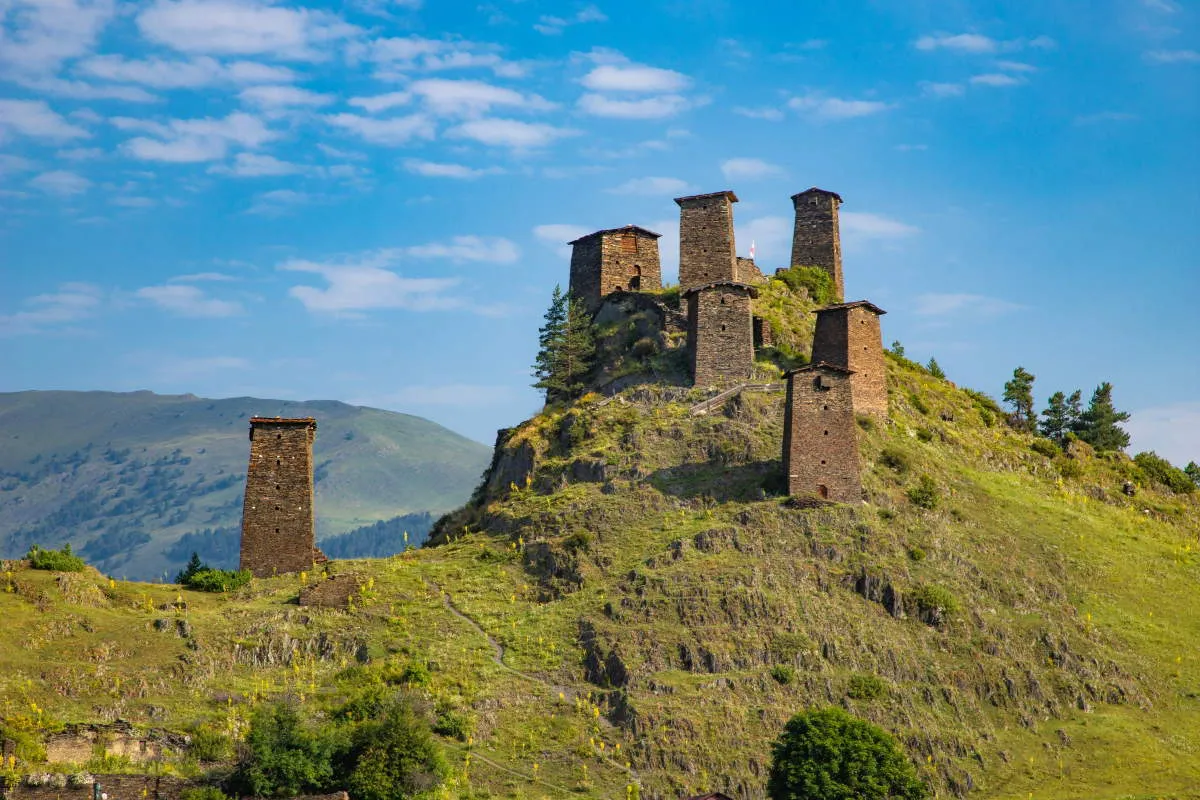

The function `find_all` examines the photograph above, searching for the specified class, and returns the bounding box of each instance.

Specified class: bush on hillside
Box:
[767,707,927,800]
[878,447,911,474]
[1133,452,1195,494]
[177,551,251,593]
[233,702,339,798]
[180,788,230,800]
[26,544,86,572]
[345,694,447,800]
[912,584,959,619]
[771,665,796,685]
[906,475,939,509]
[777,265,838,305]
[1030,438,1060,458]
[846,673,887,701]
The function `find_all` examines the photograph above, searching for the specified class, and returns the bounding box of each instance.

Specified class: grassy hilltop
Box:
[0,391,492,580]
[1,281,1198,800]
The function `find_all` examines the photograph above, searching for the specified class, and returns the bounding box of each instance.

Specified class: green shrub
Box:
[432,709,472,741]
[767,707,928,800]
[908,392,929,416]
[769,632,812,663]
[345,695,447,800]
[233,702,337,798]
[181,788,231,800]
[1031,438,1060,458]
[189,726,233,762]
[912,584,959,617]
[1055,457,1083,480]
[915,427,934,443]
[770,665,796,685]
[907,546,926,562]
[906,475,939,509]
[777,265,837,305]
[631,337,658,357]
[878,447,911,474]
[398,662,432,687]
[26,544,85,572]
[183,568,252,593]
[846,673,886,701]
[1133,452,1196,494]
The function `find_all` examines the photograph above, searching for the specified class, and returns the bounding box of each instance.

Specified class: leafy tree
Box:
[889,341,905,358]
[1074,382,1130,452]
[234,702,336,798]
[532,285,595,403]
[767,707,927,800]
[345,694,447,800]
[925,358,945,380]
[1039,390,1083,445]
[1003,367,1037,432]
[1133,452,1195,494]
[1186,462,1200,487]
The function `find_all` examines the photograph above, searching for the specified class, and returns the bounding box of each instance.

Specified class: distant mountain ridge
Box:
[0,390,491,580]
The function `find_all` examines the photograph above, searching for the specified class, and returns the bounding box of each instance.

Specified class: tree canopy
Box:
[1074,382,1130,452]
[532,285,596,404]
[1003,366,1037,432]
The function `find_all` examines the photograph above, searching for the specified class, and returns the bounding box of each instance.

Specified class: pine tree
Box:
[889,341,906,358]
[1039,390,1082,445]
[1185,462,1200,487]
[1003,366,1037,432]
[532,286,595,404]
[1074,382,1131,452]
[176,551,204,584]
[532,285,568,400]
[926,358,945,380]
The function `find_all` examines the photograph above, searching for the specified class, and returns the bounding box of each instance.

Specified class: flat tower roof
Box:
[249,417,318,425]
[567,224,662,244]
[816,300,887,315]
[674,190,739,205]
[791,187,844,203]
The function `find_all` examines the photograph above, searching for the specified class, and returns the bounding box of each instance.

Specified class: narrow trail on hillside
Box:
[428,579,643,790]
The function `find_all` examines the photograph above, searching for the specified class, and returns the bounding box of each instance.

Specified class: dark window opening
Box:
[276,433,282,439]
[824,430,829,435]
[720,324,727,332]
[817,484,829,498]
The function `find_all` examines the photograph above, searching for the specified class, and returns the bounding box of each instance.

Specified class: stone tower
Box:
[782,363,862,503]
[810,300,887,418]
[790,188,844,301]
[239,417,323,578]
[684,281,757,386]
[675,190,738,290]
[568,225,662,313]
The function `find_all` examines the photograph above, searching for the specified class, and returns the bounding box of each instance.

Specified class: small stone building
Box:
[684,281,757,386]
[783,362,863,503]
[675,190,739,290]
[791,187,844,301]
[239,417,325,578]
[568,225,662,312]
[810,300,887,418]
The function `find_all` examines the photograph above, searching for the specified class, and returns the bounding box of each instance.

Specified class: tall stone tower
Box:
[568,225,662,313]
[782,363,862,503]
[790,188,844,301]
[684,281,757,386]
[675,190,738,290]
[810,301,887,418]
[239,417,323,578]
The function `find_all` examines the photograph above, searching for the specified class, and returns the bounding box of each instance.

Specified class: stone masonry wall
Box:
[239,418,319,578]
[810,304,887,418]
[4,774,189,800]
[298,574,362,608]
[783,366,862,503]
[790,189,843,301]
[735,257,766,285]
[687,284,755,386]
[676,192,738,290]
[569,227,661,312]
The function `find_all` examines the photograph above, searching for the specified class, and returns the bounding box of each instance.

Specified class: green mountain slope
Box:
[1,351,1196,799]
[0,391,491,580]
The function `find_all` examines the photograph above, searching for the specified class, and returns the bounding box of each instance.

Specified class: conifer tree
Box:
[1074,382,1131,452]
[926,358,945,380]
[1003,366,1037,432]
[1039,390,1082,445]
[532,285,567,398]
[532,286,595,404]
[1185,462,1200,487]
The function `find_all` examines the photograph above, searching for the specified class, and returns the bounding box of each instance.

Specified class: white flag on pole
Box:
[749,239,756,260]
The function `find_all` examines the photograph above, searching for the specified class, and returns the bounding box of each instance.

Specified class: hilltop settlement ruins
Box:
[238,186,888,576]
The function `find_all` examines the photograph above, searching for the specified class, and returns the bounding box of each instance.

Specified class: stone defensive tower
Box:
[675,190,738,290]
[782,363,863,502]
[239,417,323,578]
[790,188,844,301]
[810,300,887,418]
[684,281,757,386]
[568,225,662,313]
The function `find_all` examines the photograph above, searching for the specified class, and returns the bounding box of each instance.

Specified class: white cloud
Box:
[247,188,311,214]
[78,55,224,88]
[996,60,1038,72]
[914,293,1024,318]
[0,283,103,336]
[407,235,519,263]
[1074,111,1138,125]
[324,113,435,145]
[608,176,689,195]
[1127,403,1200,467]
[170,272,238,282]
[533,223,590,252]
[239,84,334,107]
[915,33,998,53]
[534,5,606,35]
[737,216,790,265]
[0,155,36,174]
[226,61,297,83]
[447,118,578,148]
[58,147,105,160]
[135,283,243,316]
[138,0,358,59]
[720,157,782,180]
[1146,49,1200,63]
[840,212,920,241]
[789,94,892,120]
[578,93,691,119]
[402,159,503,179]
[733,106,784,121]
[214,152,304,176]
[920,81,965,98]
[0,0,116,76]
[409,78,554,117]
[581,63,689,92]
[348,91,412,113]
[350,35,528,78]
[970,73,1024,87]
[30,170,91,196]
[8,76,158,102]
[0,99,90,141]
[118,111,275,162]
[280,250,462,314]
[1141,0,1180,12]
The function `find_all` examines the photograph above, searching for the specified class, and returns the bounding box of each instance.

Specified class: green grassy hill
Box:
[1,331,1196,798]
[0,391,492,580]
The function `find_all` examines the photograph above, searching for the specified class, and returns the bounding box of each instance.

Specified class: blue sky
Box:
[1,0,1197,464]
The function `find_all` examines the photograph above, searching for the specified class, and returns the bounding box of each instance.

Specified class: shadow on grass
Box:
[646,459,785,502]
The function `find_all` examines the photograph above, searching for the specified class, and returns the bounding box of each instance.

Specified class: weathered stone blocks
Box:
[685,282,757,386]
[791,187,844,301]
[568,225,662,312]
[675,190,739,289]
[810,301,888,419]
[783,363,863,503]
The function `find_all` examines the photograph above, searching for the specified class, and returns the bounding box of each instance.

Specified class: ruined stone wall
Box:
[783,367,862,503]
[791,189,843,301]
[569,227,661,312]
[687,284,754,386]
[298,574,362,608]
[811,304,887,418]
[239,418,319,578]
[5,774,189,800]
[735,257,765,285]
[676,192,738,289]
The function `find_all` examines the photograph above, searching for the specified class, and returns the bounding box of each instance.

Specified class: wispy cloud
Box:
[607,176,690,195]
[915,33,1056,54]
[169,272,239,282]
[347,91,412,113]
[533,223,590,258]
[30,170,91,196]
[0,0,116,76]
[914,292,1024,318]
[447,118,579,148]
[1145,49,1200,63]
[1127,402,1200,467]
[135,283,243,316]
[0,100,90,141]
[248,188,312,214]
[720,157,783,180]
[970,73,1024,87]
[402,159,504,179]
[789,94,892,120]
[920,81,965,98]
[117,111,275,162]
[408,78,555,117]
[407,236,519,263]
[239,84,335,108]
[324,113,435,145]
[581,63,690,93]
[213,152,305,177]
[534,5,606,35]
[0,283,104,336]
[733,106,785,121]
[77,54,295,89]
[280,250,463,314]
[578,93,692,119]
[841,212,920,242]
